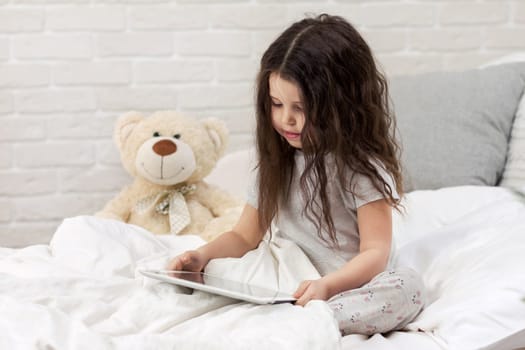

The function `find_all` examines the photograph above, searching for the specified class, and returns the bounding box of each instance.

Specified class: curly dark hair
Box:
[254,14,403,244]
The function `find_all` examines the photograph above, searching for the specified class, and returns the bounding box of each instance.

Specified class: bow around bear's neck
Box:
[131,177,198,234]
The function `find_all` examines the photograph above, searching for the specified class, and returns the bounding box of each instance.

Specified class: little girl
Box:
[167,14,425,336]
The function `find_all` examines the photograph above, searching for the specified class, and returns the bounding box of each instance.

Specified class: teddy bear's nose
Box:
[153,140,177,156]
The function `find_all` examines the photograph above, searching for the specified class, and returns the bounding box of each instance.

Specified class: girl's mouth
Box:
[283,131,301,140]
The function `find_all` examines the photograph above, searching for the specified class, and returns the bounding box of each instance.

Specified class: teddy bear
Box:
[96,110,243,241]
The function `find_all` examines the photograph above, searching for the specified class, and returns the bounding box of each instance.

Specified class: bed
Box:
[1,58,525,350]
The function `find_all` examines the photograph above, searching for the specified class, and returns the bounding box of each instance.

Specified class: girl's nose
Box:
[282,108,296,125]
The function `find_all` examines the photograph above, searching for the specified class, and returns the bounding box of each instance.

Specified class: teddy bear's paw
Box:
[201,205,243,241]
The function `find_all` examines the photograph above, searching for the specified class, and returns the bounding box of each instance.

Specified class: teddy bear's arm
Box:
[193,181,244,217]
[95,187,133,222]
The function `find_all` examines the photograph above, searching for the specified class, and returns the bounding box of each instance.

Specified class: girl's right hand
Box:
[166,250,208,272]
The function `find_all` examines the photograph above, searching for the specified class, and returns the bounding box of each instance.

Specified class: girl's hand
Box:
[293,278,331,306]
[166,250,208,272]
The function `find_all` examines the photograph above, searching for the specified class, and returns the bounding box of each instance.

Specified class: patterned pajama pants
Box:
[327,267,425,336]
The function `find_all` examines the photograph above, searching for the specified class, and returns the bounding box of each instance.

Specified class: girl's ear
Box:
[114,111,144,150]
[202,118,229,157]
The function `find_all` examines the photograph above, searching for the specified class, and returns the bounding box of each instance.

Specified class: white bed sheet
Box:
[1,185,525,350]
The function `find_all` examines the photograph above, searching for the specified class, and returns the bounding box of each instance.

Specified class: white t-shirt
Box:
[246,151,399,276]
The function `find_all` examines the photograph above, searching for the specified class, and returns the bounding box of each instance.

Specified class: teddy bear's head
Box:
[114,110,228,186]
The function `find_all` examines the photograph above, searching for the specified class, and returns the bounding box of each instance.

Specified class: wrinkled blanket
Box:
[0,216,341,350]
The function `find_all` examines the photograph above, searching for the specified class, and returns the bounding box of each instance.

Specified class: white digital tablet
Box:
[140,269,297,305]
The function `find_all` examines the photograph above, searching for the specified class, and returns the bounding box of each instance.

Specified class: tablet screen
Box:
[140,269,297,304]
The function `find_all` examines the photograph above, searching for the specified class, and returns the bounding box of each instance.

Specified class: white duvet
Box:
[1,185,525,350]
[0,216,340,350]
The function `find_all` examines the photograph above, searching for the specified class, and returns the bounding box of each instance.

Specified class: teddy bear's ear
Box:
[202,118,229,157]
[114,111,144,150]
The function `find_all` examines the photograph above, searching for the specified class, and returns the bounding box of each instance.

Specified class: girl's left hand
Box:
[293,279,330,306]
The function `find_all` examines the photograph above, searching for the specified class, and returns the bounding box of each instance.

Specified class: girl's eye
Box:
[173,134,181,139]
[271,101,282,108]
[153,132,161,137]
[293,106,303,113]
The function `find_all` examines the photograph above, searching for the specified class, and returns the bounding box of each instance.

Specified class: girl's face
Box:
[269,73,305,149]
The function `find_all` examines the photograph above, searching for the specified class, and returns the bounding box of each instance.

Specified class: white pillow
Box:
[206,148,256,199]
[480,53,525,191]
[392,185,518,249]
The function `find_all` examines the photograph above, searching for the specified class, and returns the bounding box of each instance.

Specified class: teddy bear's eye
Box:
[173,134,181,139]
[153,132,161,137]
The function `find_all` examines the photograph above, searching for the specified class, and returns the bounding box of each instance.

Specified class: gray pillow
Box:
[390,62,525,192]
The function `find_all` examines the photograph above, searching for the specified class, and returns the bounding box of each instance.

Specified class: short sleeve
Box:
[343,162,400,209]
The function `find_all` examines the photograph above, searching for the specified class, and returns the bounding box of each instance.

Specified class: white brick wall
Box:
[1,0,525,247]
